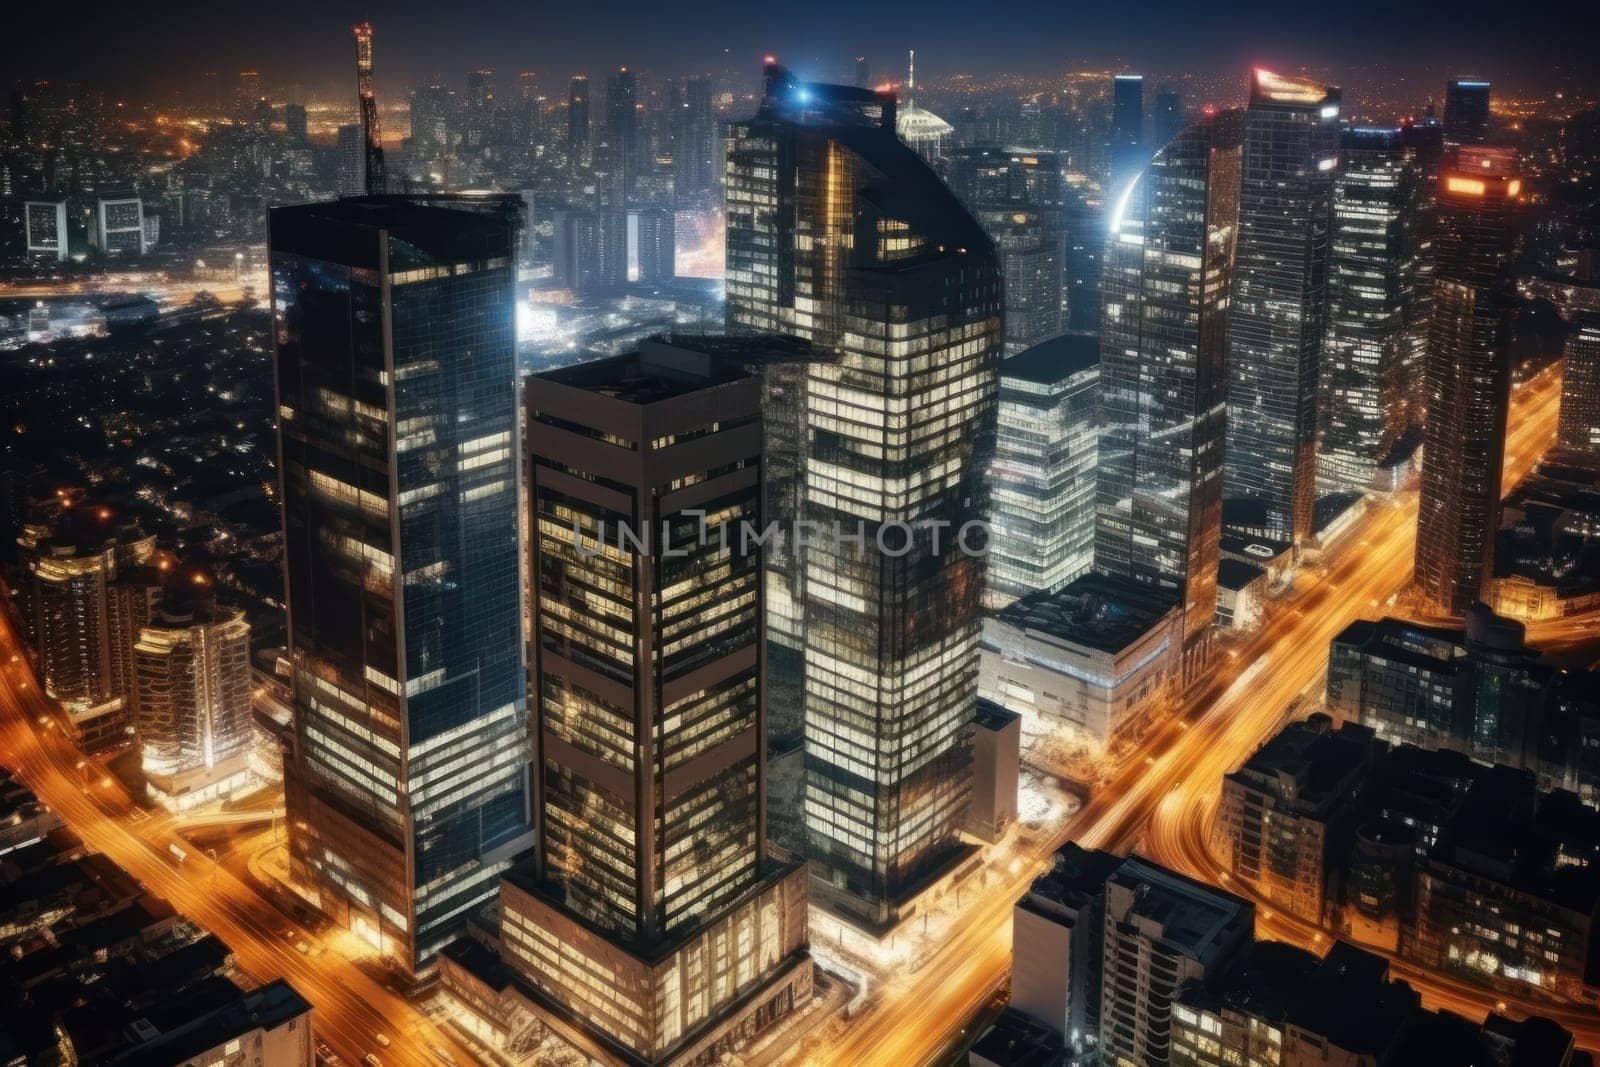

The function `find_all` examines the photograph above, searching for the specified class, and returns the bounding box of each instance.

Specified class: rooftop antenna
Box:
[352,20,388,196]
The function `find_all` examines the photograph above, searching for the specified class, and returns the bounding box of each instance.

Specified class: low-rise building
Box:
[1217,716,1374,925]
[980,573,1182,753]
[969,700,1021,843]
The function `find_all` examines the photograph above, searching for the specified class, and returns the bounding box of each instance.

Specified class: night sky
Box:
[6,0,1596,97]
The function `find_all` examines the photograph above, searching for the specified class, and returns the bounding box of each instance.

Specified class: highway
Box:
[801,364,1570,1065]
[0,622,477,1067]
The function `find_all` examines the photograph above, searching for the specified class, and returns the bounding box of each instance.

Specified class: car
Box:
[296,940,310,954]
[373,1033,391,1048]
[363,1056,381,1067]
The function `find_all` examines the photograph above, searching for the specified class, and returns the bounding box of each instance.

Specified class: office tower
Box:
[1152,89,1183,150]
[567,75,590,168]
[335,124,365,197]
[1109,72,1144,185]
[673,75,717,206]
[986,336,1099,606]
[1318,127,1424,493]
[551,205,620,294]
[134,574,254,811]
[466,67,494,112]
[351,22,386,195]
[237,70,260,117]
[1415,149,1520,616]
[726,63,1003,927]
[1444,78,1492,145]
[1097,109,1243,674]
[409,83,453,154]
[17,508,155,751]
[895,50,953,164]
[517,70,536,104]
[945,146,1066,354]
[284,102,308,145]
[633,205,675,281]
[509,338,811,1063]
[271,196,531,973]
[1557,287,1600,460]
[606,66,640,204]
[93,196,147,256]
[1224,70,1341,548]
[24,200,69,261]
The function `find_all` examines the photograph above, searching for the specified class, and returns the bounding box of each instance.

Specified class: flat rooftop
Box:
[994,572,1178,654]
[1002,334,1099,385]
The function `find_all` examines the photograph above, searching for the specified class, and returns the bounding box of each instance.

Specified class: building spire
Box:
[907,48,916,104]
[352,20,387,196]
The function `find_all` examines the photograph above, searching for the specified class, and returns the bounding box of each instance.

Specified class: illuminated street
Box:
[0,612,479,1067]
[802,364,1569,1065]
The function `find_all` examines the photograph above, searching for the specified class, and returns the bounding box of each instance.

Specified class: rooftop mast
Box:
[352,21,388,196]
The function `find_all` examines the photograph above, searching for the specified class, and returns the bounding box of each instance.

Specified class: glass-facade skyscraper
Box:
[1097,109,1243,674]
[947,145,1067,355]
[1224,70,1341,548]
[503,337,812,1064]
[1444,78,1492,145]
[1318,127,1424,494]
[987,335,1100,607]
[1415,150,1521,615]
[271,195,532,972]
[726,63,1003,928]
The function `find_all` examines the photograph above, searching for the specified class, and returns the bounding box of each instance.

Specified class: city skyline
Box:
[4,8,1600,1066]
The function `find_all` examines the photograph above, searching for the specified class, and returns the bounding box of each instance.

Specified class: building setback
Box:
[271,195,532,973]
[725,62,1002,928]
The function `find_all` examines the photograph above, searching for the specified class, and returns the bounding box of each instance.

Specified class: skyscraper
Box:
[854,55,871,89]
[1097,108,1243,674]
[673,74,717,207]
[1557,281,1600,460]
[271,195,531,972]
[508,337,812,1063]
[18,507,155,751]
[1152,89,1183,150]
[284,103,308,146]
[1224,69,1341,547]
[726,63,1003,927]
[335,124,365,198]
[409,83,454,155]
[134,574,254,811]
[606,66,640,205]
[632,205,675,281]
[1415,149,1521,615]
[986,336,1100,607]
[1444,78,1492,145]
[567,74,590,168]
[1109,73,1145,184]
[1318,127,1424,494]
[946,145,1067,354]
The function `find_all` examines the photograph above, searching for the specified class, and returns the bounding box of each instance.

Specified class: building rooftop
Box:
[533,338,757,406]
[994,573,1179,655]
[1002,334,1099,385]
[269,193,519,271]
[1109,856,1253,959]
[1176,938,1320,1023]
[1286,942,1415,1056]
[105,979,312,1066]
[1217,558,1266,592]
[975,698,1020,734]
[969,1007,1066,1067]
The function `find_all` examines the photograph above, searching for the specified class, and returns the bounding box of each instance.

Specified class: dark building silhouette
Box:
[1415,148,1520,615]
